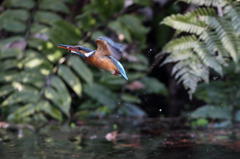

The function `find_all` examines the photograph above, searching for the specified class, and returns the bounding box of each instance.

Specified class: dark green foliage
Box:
[195,63,240,107]
[0,0,165,123]
[191,63,240,122]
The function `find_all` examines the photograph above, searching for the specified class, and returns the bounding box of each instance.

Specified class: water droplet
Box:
[148,48,153,54]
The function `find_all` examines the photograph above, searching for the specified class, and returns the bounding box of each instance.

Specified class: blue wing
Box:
[109,56,128,80]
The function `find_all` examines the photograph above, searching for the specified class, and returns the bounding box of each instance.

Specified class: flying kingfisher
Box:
[57,36,128,80]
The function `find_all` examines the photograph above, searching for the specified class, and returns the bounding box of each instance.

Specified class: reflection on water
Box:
[0,120,240,159]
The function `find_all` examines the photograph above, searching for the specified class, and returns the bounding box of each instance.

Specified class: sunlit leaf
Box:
[58,65,82,96]
[2,90,40,107]
[44,87,70,116]
[7,104,36,121]
[68,56,93,84]
[39,101,63,121]
[45,76,71,116]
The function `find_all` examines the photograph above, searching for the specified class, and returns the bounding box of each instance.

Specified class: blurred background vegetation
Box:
[0,0,240,127]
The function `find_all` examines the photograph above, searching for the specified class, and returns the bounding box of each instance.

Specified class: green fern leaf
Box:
[180,0,227,7]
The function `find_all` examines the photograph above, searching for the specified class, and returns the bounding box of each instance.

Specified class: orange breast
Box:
[86,55,119,74]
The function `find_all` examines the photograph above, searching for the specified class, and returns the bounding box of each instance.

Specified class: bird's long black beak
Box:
[57,44,73,50]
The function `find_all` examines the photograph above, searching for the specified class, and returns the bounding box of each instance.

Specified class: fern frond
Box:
[225,2,240,34]
[162,50,192,65]
[162,8,217,35]
[162,0,240,96]
[184,7,216,17]
[163,35,198,52]
[173,58,207,96]
[193,41,223,75]
[200,16,239,62]
[180,0,228,7]
[199,31,228,66]
[162,14,206,35]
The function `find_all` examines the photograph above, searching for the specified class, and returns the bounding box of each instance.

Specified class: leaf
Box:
[0,70,44,88]
[30,23,48,34]
[2,90,40,107]
[7,104,36,121]
[236,110,240,122]
[99,74,126,86]
[83,0,124,19]
[3,0,35,9]
[180,0,227,7]
[44,87,70,116]
[1,9,30,21]
[39,0,69,14]
[162,13,207,35]
[49,20,81,44]
[39,101,63,121]
[119,15,149,39]
[141,77,168,95]
[118,103,146,117]
[108,21,132,42]
[190,105,231,120]
[23,51,45,69]
[0,36,23,48]
[0,19,26,32]
[35,11,61,25]
[84,83,117,109]
[0,85,14,97]
[45,76,71,116]
[1,59,19,70]
[121,94,141,103]
[126,63,148,71]
[133,0,151,6]
[68,56,93,84]
[50,75,68,92]
[0,9,30,32]
[58,65,82,96]
[127,73,145,81]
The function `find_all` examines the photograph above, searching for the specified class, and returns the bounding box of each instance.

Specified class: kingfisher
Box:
[57,36,128,80]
